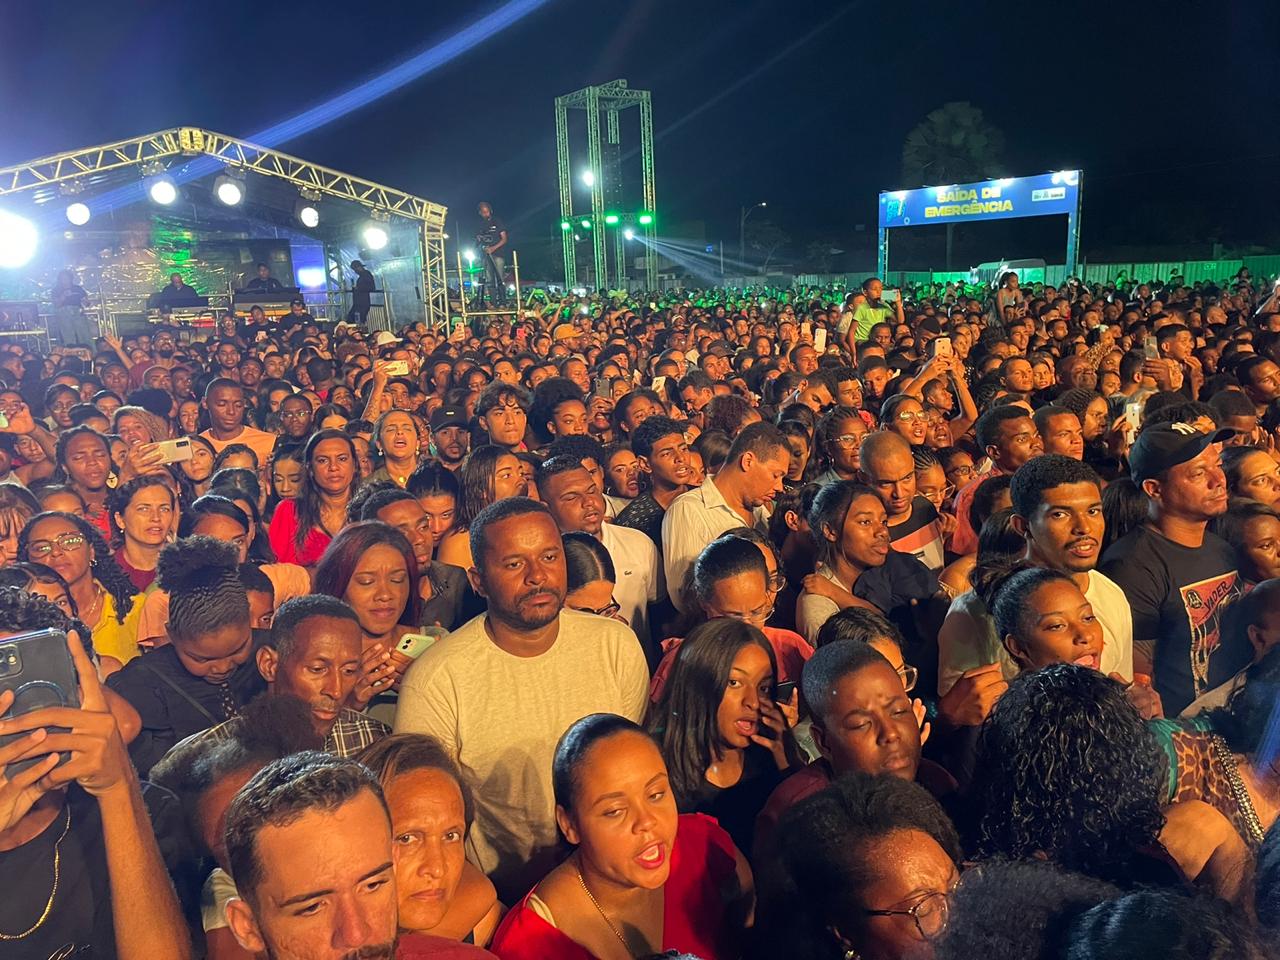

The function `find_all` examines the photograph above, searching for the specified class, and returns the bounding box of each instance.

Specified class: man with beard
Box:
[224,752,494,959]
[429,405,470,471]
[129,325,181,388]
[395,499,647,901]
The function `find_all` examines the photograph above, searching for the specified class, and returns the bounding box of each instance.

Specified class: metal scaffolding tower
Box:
[554,80,656,291]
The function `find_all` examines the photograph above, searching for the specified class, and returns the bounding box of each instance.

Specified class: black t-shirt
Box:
[0,789,114,959]
[615,492,666,549]
[1099,526,1248,715]
[476,215,506,249]
[690,743,786,862]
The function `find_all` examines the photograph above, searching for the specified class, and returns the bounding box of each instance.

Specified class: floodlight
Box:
[1051,170,1080,186]
[362,225,389,250]
[624,228,635,241]
[148,177,178,205]
[0,211,38,269]
[295,200,320,228]
[65,202,91,226]
[581,170,595,187]
[638,212,653,225]
[464,249,476,263]
[560,220,572,231]
[214,175,244,206]
[604,213,619,225]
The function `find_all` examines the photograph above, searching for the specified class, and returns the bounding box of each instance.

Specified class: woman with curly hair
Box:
[105,535,264,776]
[107,475,177,591]
[973,664,1248,900]
[752,771,961,960]
[19,509,142,669]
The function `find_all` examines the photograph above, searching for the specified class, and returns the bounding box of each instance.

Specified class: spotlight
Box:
[296,267,326,288]
[560,220,571,231]
[0,210,38,269]
[464,249,476,264]
[295,200,320,228]
[362,225,389,250]
[214,174,244,206]
[65,202,91,226]
[604,213,619,225]
[638,212,653,225]
[624,228,635,241]
[581,170,595,187]
[580,218,592,230]
[148,177,177,205]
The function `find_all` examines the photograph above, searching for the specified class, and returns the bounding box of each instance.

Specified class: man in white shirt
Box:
[535,456,664,645]
[662,421,791,609]
[394,497,648,901]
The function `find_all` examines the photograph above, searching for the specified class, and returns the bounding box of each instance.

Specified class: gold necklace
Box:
[0,805,71,940]
[575,864,633,957]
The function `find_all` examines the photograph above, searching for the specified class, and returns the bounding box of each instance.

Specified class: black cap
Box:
[705,341,735,357]
[430,405,469,431]
[1129,422,1234,484]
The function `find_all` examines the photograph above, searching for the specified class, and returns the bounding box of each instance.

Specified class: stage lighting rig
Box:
[0,210,38,268]
[214,169,245,206]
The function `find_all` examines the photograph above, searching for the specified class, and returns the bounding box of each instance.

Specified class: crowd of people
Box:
[3,267,1280,959]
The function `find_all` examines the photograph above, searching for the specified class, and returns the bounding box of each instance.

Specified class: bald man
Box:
[859,431,945,572]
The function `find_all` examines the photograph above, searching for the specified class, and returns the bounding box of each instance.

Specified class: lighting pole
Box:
[739,201,767,274]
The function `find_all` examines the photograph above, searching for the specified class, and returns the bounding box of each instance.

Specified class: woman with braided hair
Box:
[106,535,265,776]
[18,509,142,671]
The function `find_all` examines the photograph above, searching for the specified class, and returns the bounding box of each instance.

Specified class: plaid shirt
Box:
[178,706,390,759]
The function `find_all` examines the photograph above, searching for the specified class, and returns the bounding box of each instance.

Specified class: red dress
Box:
[267,498,332,566]
[489,813,741,960]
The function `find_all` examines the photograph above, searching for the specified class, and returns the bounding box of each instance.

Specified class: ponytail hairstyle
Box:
[156,535,249,644]
[17,510,137,624]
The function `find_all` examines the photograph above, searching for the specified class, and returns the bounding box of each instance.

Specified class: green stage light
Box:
[638,212,654,225]
[580,218,592,229]
[604,213,619,225]
[560,220,571,231]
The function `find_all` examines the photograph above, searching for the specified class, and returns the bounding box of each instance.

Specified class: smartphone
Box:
[1125,399,1143,444]
[594,378,612,400]
[384,360,410,377]
[0,629,80,777]
[934,337,953,357]
[800,320,813,340]
[650,375,668,395]
[774,680,797,704]
[395,631,443,660]
[814,328,828,353]
[1143,338,1160,361]
[155,437,193,464]
[882,288,900,302]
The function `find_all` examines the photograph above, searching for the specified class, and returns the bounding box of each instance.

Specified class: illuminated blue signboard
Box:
[876,170,1083,277]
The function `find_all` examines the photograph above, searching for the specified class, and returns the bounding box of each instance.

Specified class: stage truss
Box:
[0,127,451,329]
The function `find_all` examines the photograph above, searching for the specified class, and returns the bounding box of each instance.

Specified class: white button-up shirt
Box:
[661,478,768,610]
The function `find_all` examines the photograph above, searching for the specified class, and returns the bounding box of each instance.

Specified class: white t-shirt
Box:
[394,609,649,899]
[600,522,664,643]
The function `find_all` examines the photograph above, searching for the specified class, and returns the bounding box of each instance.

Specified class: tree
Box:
[804,240,842,275]
[901,102,1007,269]
[746,219,790,274]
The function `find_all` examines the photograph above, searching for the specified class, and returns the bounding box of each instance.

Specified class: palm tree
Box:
[901,101,1007,269]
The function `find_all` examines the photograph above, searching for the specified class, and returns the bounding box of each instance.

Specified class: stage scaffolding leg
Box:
[421,221,449,333]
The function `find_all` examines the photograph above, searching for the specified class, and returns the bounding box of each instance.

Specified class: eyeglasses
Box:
[897,663,919,692]
[712,596,776,625]
[864,890,950,941]
[767,570,787,593]
[571,599,621,619]
[946,465,975,482]
[894,410,929,423]
[26,533,87,559]
[831,434,862,448]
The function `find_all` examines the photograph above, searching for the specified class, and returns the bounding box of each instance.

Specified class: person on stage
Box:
[154,272,203,310]
[243,262,283,293]
[476,202,508,307]
[51,268,93,345]
[349,260,375,326]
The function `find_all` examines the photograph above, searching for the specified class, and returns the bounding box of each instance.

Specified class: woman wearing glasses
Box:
[756,771,961,960]
[880,394,930,448]
[646,615,799,860]
[19,509,142,670]
[813,406,867,485]
[563,532,625,623]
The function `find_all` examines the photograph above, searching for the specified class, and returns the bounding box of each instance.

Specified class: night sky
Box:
[3,0,1278,270]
